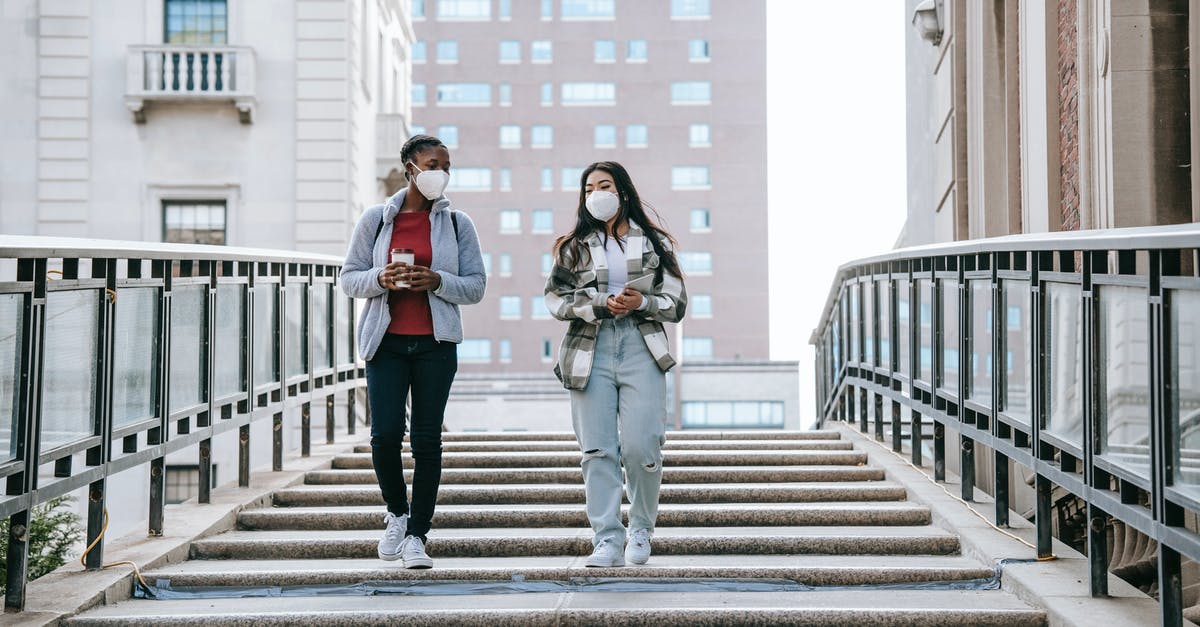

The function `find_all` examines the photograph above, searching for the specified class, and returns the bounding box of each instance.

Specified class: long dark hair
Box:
[553,161,683,279]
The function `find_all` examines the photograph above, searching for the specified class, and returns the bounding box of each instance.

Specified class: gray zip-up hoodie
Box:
[340,188,487,362]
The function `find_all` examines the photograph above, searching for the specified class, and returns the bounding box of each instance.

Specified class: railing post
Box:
[1087,503,1109,597]
[347,388,357,435]
[858,387,868,432]
[1035,472,1053,559]
[933,423,945,481]
[198,438,212,503]
[326,394,335,445]
[873,392,883,442]
[959,436,973,500]
[238,424,250,487]
[891,399,901,452]
[1151,250,1183,625]
[85,259,116,569]
[847,386,856,430]
[149,457,165,536]
[301,401,311,457]
[912,410,923,466]
[994,450,1009,526]
[272,411,283,471]
[991,253,1009,526]
[149,259,172,537]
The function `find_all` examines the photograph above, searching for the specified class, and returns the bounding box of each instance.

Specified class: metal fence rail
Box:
[810,223,1200,627]
[0,235,363,611]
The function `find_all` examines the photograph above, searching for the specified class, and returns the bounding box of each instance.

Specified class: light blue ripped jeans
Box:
[571,316,667,547]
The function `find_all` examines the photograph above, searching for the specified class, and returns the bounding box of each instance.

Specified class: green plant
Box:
[0,495,84,593]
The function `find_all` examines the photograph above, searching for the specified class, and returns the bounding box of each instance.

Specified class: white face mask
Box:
[408,162,449,200]
[585,190,620,222]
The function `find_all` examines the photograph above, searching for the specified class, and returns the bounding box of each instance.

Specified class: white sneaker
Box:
[584,537,625,567]
[625,528,652,565]
[377,512,408,561]
[400,535,434,569]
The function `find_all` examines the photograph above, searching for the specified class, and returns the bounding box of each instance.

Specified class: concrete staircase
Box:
[69,430,1046,625]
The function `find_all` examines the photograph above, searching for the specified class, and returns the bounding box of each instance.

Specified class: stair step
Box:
[273,482,908,507]
[305,465,888,485]
[330,450,868,470]
[142,555,996,588]
[240,502,931,530]
[353,439,856,453]
[189,526,961,560]
[67,589,1045,626]
[437,430,843,442]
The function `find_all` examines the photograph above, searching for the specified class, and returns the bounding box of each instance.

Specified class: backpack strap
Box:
[375,210,459,243]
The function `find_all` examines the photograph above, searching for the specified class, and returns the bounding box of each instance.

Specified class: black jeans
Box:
[366,334,458,540]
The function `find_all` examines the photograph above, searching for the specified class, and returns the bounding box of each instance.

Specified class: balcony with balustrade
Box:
[124,45,256,124]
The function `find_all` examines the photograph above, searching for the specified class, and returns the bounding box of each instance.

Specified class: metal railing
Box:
[810,223,1200,626]
[0,235,363,611]
[124,45,257,123]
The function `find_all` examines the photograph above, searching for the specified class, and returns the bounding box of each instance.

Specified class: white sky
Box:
[764,1,908,417]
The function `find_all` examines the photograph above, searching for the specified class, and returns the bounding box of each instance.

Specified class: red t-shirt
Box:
[386,211,435,336]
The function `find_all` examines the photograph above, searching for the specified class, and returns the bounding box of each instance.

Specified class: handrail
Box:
[0,235,362,611]
[809,221,1200,625]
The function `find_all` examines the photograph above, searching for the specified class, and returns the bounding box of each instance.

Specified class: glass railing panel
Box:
[848,283,860,363]
[897,278,910,377]
[335,292,351,366]
[831,318,841,372]
[0,294,22,461]
[169,285,206,412]
[312,283,330,370]
[941,279,960,393]
[918,279,933,383]
[1045,283,1083,446]
[213,284,246,399]
[878,280,891,369]
[285,283,308,378]
[1098,285,1150,478]
[1003,280,1032,424]
[1172,289,1200,490]
[113,288,159,427]
[863,281,874,365]
[969,280,992,404]
[253,284,279,385]
[42,290,98,449]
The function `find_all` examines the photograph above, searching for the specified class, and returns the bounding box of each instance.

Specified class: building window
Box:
[164,0,227,44]
[436,83,491,106]
[500,210,521,234]
[542,338,554,362]
[499,338,512,362]
[499,0,511,20]
[541,252,553,276]
[499,82,512,106]
[689,123,711,147]
[531,41,553,63]
[447,167,491,192]
[531,296,552,319]
[691,294,713,319]
[671,81,711,104]
[626,124,648,148]
[679,251,712,275]
[437,0,490,20]
[594,124,616,148]
[671,0,710,19]
[437,125,459,148]
[541,82,554,106]
[532,209,553,233]
[561,167,585,191]
[165,464,217,504]
[531,125,553,148]
[682,401,785,429]
[163,201,226,245]
[594,40,616,63]
[481,253,493,276]
[562,82,615,105]
[499,167,512,191]
[689,39,710,62]
[541,168,554,190]
[436,40,458,63]
[412,40,427,63]
[562,0,615,19]
[499,252,513,275]
[541,0,553,19]
[459,339,491,362]
[500,125,522,148]
[409,125,426,136]
[672,166,711,189]
[682,337,714,360]
[413,0,425,19]
[499,40,521,63]
[500,296,522,319]
[413,83,427,106]
[627,39,647,62]
[690,208,711,232]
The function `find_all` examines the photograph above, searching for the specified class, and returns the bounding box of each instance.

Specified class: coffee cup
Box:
[390,248,414,288]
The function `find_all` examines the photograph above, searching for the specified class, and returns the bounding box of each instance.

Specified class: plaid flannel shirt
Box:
[544,224,688,390]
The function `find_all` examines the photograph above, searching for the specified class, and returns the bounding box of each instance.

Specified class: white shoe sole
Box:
[585,555,625,567]
[378,548,402,561]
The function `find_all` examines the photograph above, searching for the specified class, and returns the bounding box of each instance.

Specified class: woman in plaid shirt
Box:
[544,161,687,567]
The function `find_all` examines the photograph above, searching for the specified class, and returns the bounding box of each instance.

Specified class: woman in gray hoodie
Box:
[340,134,486,569]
